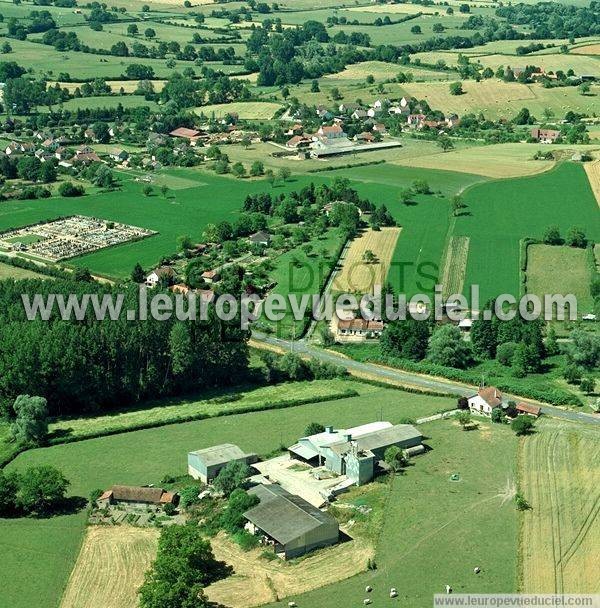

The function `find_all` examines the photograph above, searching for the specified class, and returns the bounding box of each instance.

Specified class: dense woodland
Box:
[0,279,249,417]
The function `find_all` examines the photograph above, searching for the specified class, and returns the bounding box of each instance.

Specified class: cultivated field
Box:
[583,159,600,208]
[400,79,600,120]
[519,419,600,594]
[322,60,450,83]
[571,44,600,55]
[195,101,282,119]
[333,227,401,294]
[206,532,374,607]
[61,526,158,608]
[526,244,594,313]
[457,162,600,303]
[395,143,597,178]
[441,236,470,298]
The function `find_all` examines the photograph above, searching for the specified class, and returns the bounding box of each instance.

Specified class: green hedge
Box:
[351,354,582,407]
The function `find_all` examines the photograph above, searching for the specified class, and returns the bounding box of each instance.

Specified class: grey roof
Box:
[244,484,337,545]
[328,424,422,455]
[288,442,320,460]
[188,443,250,466]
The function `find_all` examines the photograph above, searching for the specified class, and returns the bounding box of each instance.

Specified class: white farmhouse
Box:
[467,386,503,417]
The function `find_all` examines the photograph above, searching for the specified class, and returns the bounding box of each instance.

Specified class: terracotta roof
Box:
[478,386,503,408]
[108,485,176,504]
[320,124,343,134]
[516,402,541,416]
[338,318,383,332]
[169,127,201,138]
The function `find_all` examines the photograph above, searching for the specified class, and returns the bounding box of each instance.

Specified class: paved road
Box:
[252,332,600,426]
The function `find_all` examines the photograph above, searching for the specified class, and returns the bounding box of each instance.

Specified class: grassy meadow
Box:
[278,419,519,608]
[526,244,594,313]
[456,162,600,303]
[519,418,600,594]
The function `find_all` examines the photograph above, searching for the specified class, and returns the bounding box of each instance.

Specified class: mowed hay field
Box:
[400,79,600,120]
[583,159,600,208]
[333,227,401,294]
[195,101,282,119]
[441,236,469,297]
[519,419,600,594]
[61,526,158,608]
[0,261,49,280]
[207,531,374,608]
[526,245,594,312]
[571,43,600,55]
[396,143,600,179]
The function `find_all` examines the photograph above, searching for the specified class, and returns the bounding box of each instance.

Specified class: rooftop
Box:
[328,424,422,455]
[244,484,337,544]
[189,443,251,466]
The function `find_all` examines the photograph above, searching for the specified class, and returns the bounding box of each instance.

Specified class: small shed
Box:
[515,403,541,418]
[188,443,257,483]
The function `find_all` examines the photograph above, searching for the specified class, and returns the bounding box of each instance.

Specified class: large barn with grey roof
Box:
[288,421,423,486]
[244,484,339,559]
[188,443,257,483]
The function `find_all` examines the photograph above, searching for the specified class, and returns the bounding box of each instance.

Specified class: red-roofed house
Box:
[468,386,503,417]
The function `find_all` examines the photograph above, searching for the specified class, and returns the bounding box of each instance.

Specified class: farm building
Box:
[468,386,504,417]
[516,402,541,418]
[244,484,339,559]
[97,485,178,508]
[188,443,257,483]
[530,128,560,144]
[288,421,423,485]
[248,231,271,246]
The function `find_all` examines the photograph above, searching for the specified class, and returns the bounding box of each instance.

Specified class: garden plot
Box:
[0,216,156,262]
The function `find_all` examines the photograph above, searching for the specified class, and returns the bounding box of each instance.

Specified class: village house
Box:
[248,230,271,246]
[145,266,176,288]
[316,105,332,119]
[201,269,220,284]
[336,318,384,339]
[467,386,503,417]
[243,484,339,559]
[372,123,386,134]
[169,126,201,141]
[98,485,178,509]
[109,148,129,162]
[351,108,368,120]
[445,114,461,128]
[407,114,426,128]
[285,123,303,136]
[315,124,346,141]
[285,135,311,149]
[354,131,375,143]
[34,149,54,163]
[531,128,560,144]
[188,443,257,483]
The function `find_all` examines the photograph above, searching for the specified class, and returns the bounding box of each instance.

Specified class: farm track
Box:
[519,420,600,593]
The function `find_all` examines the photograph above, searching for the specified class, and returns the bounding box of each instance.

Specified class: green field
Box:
[457,162,600,303]
[1,385,453,608]
[0,261,49,281]
[527,244,594,313]
[329,163,487,296]
[0,169,252,278]
[279,419,519,608]
[48,378,374,442]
